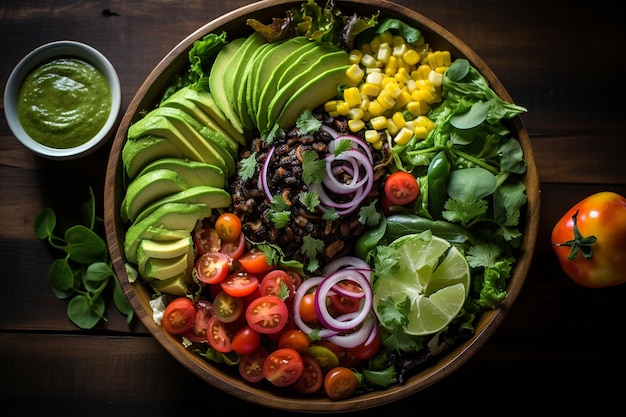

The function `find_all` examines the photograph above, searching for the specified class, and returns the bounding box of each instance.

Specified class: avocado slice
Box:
[228,32,267,131]
[133,185,231,224]
[159,96,242,154]
[266,50,351,131]
[255,41,319,132]
[146,107,238,158]
[121,168,190,224]
[138,248,191,281]
[277,64,356,129]
[142,226,191,242]
[240,41,275,128]
[140,236,192,259]
[128,115,205,163]
[150,272,192,296]
[137,157,225,188]
[122,135,182,179]
[276,43,340,90]
[164,86,247,146]
[208,37,246,134]
[124,202,211,264]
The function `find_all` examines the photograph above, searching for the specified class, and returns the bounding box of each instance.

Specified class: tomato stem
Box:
[553,210,597,260]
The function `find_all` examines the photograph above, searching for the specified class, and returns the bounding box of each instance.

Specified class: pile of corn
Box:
[324,31,452,150]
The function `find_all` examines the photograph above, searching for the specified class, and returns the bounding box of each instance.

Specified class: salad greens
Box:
[34,187,134,329]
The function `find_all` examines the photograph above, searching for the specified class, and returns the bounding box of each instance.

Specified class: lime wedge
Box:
[373,233,470,336]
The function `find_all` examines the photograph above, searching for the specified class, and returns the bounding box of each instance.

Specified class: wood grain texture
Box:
[1,0,625,414]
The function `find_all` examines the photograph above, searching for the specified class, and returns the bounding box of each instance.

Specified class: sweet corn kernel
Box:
[377,91,395,109]
[324,101,338,112]
[393,42,408,57]
[440,50,452,66]
[347,108,365,120]
[403,49,420,66]
[364,129,380,143]
[394,67,411,84]
[370,115,388,130]
[386,118,399,136]
[406,100,429,116]
[394,127,414,145]
[344,87,361,107]
[366,71,384,86]
[346,64,365,84]
[384,56,398,76]
[414,125,429,139]
[428,70,443,87]
[372,139,383,150]
[336,101,350,116]
[360,83,380,97]
[369,37,381,54]
[377,43,391,63]
[348,119,365,132]
[367,100,383,116]
[412,88,435,104]
[360,43,373,56]
[396,91,412,108]
[384,81,402,99]
[379,31,393,45]
[413,64,432,80]
[392,112,406,129]
[349,49,363,64]
[415,115,435,130]
[361,54,378,68]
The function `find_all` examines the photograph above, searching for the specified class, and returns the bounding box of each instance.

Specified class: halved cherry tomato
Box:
[215,213,242,243]
[195,252,231,284]
[207,315,233,353]
[305,344,339,372]
[260,269,295,300]
[245,295,288,334]
[278,329,310,353]
[384,171,419,206]
[220,231,246,260]
[162,297,196,335]
[328,281,363,314]
[239,346,269,383]
[238,248,273,274]
[323,366,357,400]
[263,347,304,387]
[181,299,214,343]
[212,290,244,323]
[299,293,318,323]
[193,225,220,256]
[221,271,259,297]
[231,325,261,355]
[292,355,323,394]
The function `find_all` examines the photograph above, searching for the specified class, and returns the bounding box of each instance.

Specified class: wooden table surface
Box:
[2,0,625,415]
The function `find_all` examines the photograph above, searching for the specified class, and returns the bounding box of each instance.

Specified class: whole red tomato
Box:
[551,191,626,288]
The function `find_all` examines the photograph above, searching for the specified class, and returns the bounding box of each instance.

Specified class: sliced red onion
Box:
[327,313,377,349]
[321,124,339,139]
[292,276,337,339]
[260,146,275,201]
[333,134,374,165]
[314,269,373,332]
[322,256,373,279]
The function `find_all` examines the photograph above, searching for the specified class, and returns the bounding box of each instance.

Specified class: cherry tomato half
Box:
[239,346,269,383]
[221,271,259,297]
[323,366,358,400]
[181,299,214,343]
[162,297,196,335]
[245,295,289,334]
[195,252,231,284]
[278,329,310,353]
[212,290,244,323]
[299,293,318,323]
[220,230,246,260]
[207,315,233,353]
[238,248,273,274]
[293,355,323,394]
[263,347,304,387]
[328,281,363,314]
[383,171,419,206]
[260,269,295,300]
[193,225,220,257]
[215,212,242,243]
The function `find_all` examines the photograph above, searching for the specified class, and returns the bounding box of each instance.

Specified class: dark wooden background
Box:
[1,0,625,415]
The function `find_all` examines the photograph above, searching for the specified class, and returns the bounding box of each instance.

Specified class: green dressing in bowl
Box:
[17,57,112,149]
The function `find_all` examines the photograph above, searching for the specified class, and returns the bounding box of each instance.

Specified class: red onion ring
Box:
[260,146,275,201]
[313,269,373,332]
[326,312,377,349]
[292,276,337,339]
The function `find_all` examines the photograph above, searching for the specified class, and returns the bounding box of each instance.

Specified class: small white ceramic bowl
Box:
[4,40,121,160]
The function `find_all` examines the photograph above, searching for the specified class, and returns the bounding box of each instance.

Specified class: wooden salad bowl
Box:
[104,0,540,412]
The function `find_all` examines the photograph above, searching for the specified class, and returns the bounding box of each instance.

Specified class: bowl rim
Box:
[104,0,540,412]
[4,40,122,160]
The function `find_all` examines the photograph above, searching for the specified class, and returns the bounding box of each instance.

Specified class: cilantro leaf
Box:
[238,152,257,181]
[358,200,381,226]
[301,150,326,185]
[299,190,320,212]
[296,109,322,134]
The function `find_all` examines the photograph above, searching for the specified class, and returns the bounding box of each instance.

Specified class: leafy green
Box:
[34,187,134,329]
[296,109,322,134]
[301,150,326,184]
[238,151,258,181]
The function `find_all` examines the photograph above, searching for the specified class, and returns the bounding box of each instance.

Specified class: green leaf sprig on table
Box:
[33,187,134,329]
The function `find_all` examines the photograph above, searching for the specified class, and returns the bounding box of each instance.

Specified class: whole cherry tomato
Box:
[551,191,626,288]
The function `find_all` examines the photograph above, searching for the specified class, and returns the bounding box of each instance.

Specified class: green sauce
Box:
[17,57,112,149]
